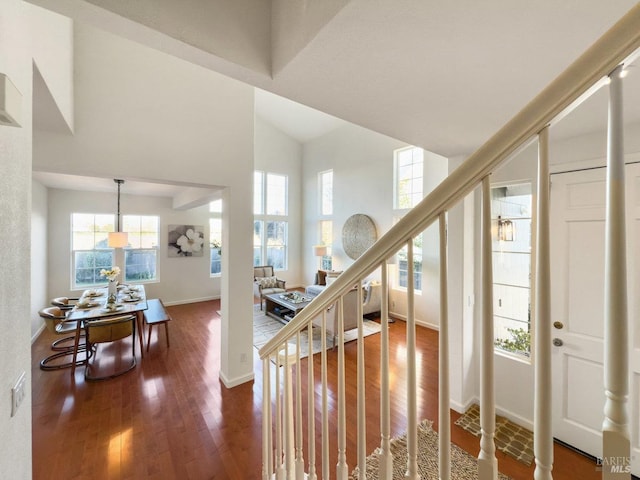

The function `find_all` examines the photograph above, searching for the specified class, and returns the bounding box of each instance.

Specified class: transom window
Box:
[394,146,424,209]
[393,146,424,291]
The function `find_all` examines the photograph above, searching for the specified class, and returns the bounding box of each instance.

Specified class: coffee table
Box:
[264,292,315,324]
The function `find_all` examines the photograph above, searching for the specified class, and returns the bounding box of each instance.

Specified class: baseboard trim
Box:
[388,311,439,331]
[163,295,219,306]
[219,370,254,389]
[459,395,534,431]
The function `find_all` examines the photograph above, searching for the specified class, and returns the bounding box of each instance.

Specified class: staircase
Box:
[259,5,640,479]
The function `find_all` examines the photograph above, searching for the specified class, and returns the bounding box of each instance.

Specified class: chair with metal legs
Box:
[38,307,87,371]
[83,314,137,381]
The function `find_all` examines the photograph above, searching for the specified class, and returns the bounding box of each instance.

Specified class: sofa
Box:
[305,276,381,347]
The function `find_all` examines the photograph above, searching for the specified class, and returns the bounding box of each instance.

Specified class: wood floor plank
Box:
[32,299,599,479]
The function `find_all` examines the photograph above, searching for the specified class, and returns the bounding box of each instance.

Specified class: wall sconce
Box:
[497,216,515,242]
[108,179,129,248]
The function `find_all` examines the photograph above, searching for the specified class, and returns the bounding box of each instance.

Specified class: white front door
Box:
[550,164,640,475]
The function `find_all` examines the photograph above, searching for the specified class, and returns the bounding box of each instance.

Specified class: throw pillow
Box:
[326,270,343,279]
[317,270,327,286]
[257,276,278,288]
[325,276,337,287]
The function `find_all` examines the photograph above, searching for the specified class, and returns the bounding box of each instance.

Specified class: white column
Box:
[478,176,498,480]
[405,239,420,480]
[439,212,451,480]
[379,261,393,480]
[534,127,554,480]
[336,297,349,479]
[603,64,631,480]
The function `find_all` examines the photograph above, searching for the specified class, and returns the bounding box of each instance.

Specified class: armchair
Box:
[254,265,286,310]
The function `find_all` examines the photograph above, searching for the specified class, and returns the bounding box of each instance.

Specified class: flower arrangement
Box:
[100,266,121,281]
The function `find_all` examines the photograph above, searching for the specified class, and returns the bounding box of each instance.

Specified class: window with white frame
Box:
[121,215,160,283]
[394,146,424,209]
[320,170,333,216]
[254,171,288,269]
[318,170,334,270]
[210,199,222,275]
[491,183,532,358]
[71,213,115,288]
[393,146,424,290]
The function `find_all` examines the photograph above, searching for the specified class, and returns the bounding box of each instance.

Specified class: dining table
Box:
[67,284,149,373]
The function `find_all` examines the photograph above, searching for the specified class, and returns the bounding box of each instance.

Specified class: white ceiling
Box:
[30,0,640,195]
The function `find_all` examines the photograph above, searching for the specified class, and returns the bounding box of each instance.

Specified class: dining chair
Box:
[38,307,87,371]
[83,314,137,381]
[50,296,80,311]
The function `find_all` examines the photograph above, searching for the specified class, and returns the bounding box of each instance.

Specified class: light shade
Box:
[313,245,328,257]
[108,231,129,248]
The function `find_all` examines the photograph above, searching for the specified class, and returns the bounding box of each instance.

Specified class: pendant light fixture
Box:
[108,179,128,248]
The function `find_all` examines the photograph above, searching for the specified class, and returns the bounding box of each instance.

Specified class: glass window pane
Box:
[74,250,114,287]
[209,199,222,213]
[266,173,287,215]
[321,170,333,215]
[124,249,157,282]
[254,171,264,214]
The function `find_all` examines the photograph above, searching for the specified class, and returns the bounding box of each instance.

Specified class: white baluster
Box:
[534,127,553,480]
[357,281,367,479]
[439,212,451,480]
[263,357,273,480]
[478,176,498,480]
[308,319,317,480]
[295,332,305,479]
[337,296,349,479]
[603,64,631,480]
[279,343,297,479]
[405,239,420,480]
[321,311,329,480]
[276,345,285,480]
[379,261,393,480]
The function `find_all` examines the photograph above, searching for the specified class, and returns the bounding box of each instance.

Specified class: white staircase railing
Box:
[259,4,640,479]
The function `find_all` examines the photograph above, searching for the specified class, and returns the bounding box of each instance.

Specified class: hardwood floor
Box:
[32,300,599,479]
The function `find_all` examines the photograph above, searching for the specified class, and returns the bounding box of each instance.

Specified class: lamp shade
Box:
[313,245,328,257]
[108,231,128,248]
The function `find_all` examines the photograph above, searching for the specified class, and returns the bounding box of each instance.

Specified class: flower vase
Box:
[108,279,117,298]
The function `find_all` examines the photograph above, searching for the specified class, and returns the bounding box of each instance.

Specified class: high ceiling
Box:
[29,0,640,195]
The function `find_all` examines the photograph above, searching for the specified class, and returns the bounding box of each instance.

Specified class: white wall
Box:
[33,22,256,387]
[45,189,219,305]
[254,116,304,287]
[31,180,49,341]
[302,123,404,279]
[27,2,74,131]
[0,1,34,477]
[301,122,448,326]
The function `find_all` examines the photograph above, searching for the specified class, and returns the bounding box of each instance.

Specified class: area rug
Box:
[454,404,534,466]
[350,420,511,480]
[253,310,381,360]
